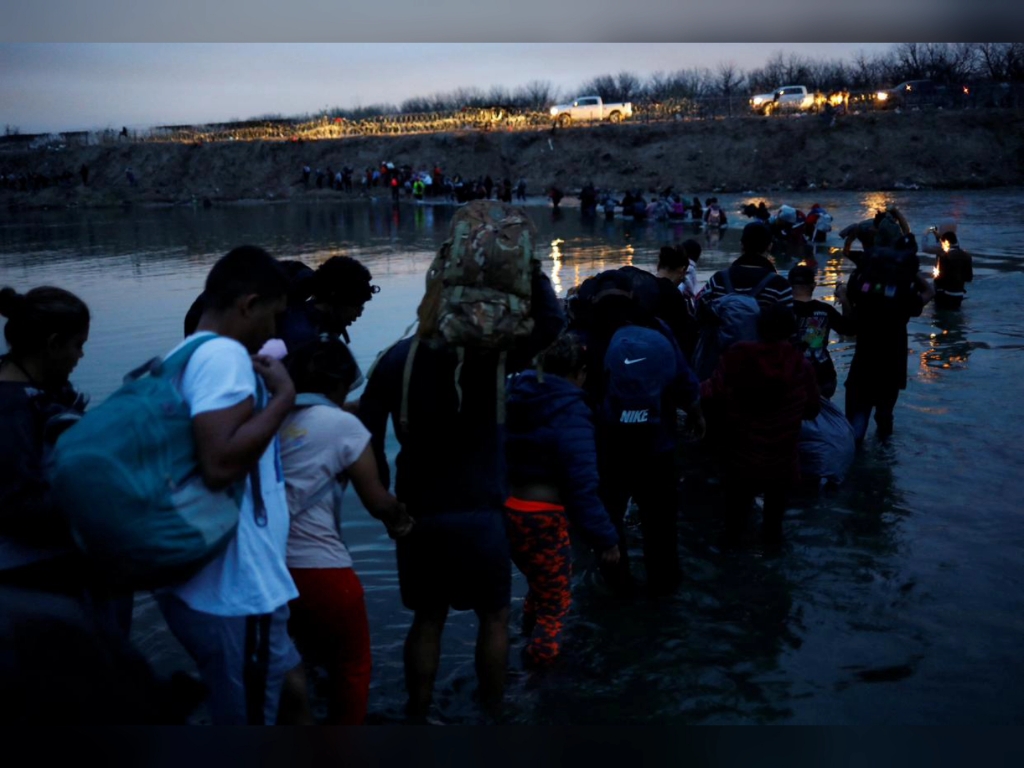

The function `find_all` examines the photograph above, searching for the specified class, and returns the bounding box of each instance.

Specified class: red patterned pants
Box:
[504,498,572,666]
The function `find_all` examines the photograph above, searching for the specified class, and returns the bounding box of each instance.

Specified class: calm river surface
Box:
[2,190,1024,724]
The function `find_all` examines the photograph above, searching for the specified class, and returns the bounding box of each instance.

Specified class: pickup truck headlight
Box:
[751,96,764,107]
[550,107,559,116]
[876,92,888,101]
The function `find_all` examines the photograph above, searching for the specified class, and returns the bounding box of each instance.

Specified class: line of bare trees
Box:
[311,43,1024,120]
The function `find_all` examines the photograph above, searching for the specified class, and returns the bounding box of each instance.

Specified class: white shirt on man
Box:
[164,332,298,616]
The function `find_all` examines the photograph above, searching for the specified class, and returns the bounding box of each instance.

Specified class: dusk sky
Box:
[0,43,897,134]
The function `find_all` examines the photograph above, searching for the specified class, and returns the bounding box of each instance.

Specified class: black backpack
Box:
[849,248,920,310]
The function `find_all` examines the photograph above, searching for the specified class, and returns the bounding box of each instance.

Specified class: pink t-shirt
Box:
[279,404,371,570]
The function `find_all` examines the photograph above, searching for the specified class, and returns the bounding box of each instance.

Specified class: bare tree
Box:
[616,71,642,102]
[578,74,620,101]
[714,61,745,96]
[516,80,559,109]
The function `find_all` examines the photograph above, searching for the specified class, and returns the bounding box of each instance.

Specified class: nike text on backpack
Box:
[48,335,251,590]
[691,269,776,381]
[602,326,675,430]
[401,200,539,427]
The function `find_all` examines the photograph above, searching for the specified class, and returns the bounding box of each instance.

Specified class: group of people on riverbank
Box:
[0,199,972,726]
[301,160,530,206]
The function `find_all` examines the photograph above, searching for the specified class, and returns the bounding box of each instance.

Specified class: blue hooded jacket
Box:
[505,370,619,552]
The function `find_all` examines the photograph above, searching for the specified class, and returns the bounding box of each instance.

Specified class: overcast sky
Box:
[0,43,898,134]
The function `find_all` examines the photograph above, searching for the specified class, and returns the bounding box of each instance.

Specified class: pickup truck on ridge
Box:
[750,85,818,115]
[550,96,633,126]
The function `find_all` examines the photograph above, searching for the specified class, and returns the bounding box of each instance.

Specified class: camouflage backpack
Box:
[401,200,539,427]
[417,200,538,348]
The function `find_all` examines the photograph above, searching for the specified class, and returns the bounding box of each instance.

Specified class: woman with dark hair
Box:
[0,286,90,592]
[279,334,413,724]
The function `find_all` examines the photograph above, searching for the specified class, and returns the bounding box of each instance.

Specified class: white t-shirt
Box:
[279,404,371,570]
[680,263,700,298]
[164,333,298,617]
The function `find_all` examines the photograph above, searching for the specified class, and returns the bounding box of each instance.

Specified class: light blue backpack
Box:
[49,334,248,589]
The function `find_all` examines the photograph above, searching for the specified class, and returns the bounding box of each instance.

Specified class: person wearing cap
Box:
[277,256,380,352]
[696,222,793,317]
[788,264,856,399]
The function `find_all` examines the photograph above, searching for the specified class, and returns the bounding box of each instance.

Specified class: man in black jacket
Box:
[360,257,564,721]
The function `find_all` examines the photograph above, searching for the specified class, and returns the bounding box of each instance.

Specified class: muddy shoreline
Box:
[3,109,1023,212]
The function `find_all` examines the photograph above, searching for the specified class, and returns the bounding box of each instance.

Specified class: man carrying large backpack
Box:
[692,222,793,381]
[359,201,564,721]
[844,234,933,444]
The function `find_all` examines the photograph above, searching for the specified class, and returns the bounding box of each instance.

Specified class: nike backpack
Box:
[601,324,676,434]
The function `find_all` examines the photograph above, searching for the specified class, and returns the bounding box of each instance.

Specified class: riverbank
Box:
[3,109,1024,211]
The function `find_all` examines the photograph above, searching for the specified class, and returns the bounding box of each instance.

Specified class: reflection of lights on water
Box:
[860,193,892,219]
[550,238,564,295]
[624,244,634,267]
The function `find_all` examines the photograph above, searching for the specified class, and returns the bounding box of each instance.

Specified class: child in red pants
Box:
[505,333,619,667]
[280,337,413,723]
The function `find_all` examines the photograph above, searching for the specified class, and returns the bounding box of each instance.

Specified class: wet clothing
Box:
[934,247,974,309]
[843,249,926,440]
[704,206,727,228]
[723,481,789,549]
[844,267,925,437]
[504,498,572,665]
[396,509,512,612]
[792,299,856,398]
[156,594,300,726]
[701,340,821,487]
[279,403,373,724]
[360,270,564,612]
[288,567,371,724]
[845,381,899,443]
[593,323,700,592]
[598,446,678,592]
[505,371,618,551]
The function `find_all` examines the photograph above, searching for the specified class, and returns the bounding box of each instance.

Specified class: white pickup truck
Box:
[550,96,633,126]
[750,85,817,115]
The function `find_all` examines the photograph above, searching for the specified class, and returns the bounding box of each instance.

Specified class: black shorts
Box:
[396,509,511,614]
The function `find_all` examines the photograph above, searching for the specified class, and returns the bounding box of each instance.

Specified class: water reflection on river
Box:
[2,189,1024,724]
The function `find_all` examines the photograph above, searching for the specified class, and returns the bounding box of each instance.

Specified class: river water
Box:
[2,190,1023,724]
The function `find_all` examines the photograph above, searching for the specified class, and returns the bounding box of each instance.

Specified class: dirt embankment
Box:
[3,110,1024,211]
